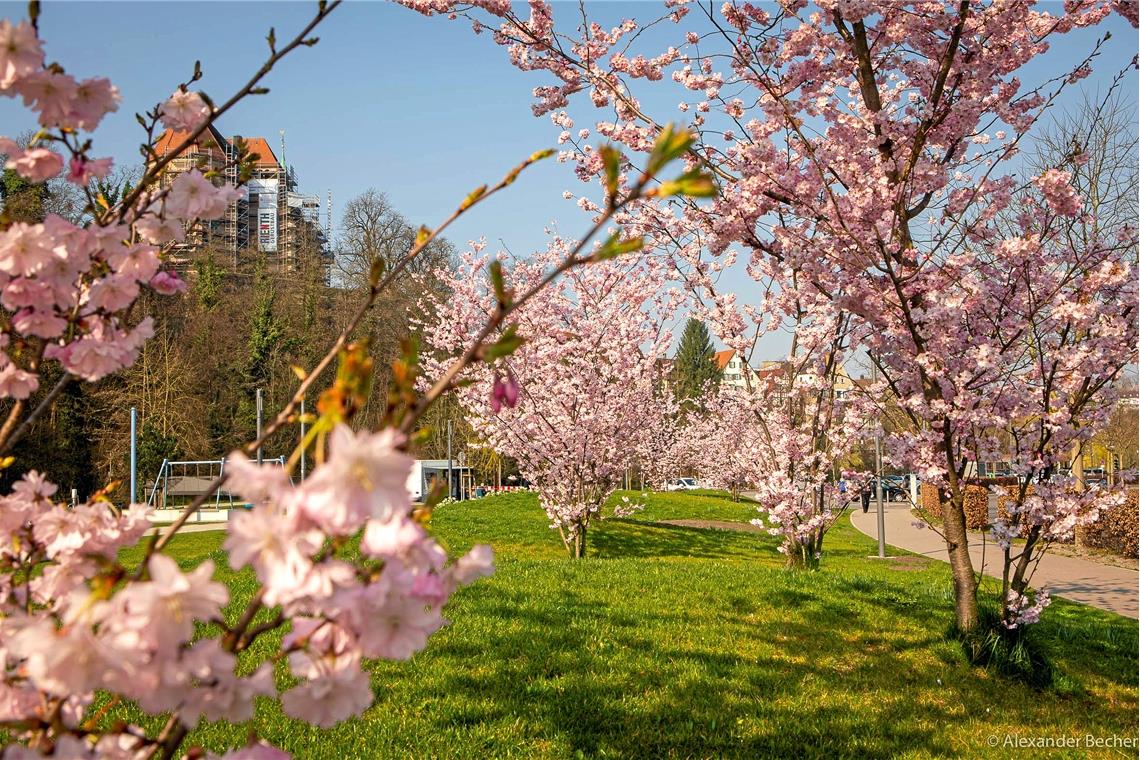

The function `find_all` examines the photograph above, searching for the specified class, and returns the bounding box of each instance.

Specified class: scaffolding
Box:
[149,126,325,275]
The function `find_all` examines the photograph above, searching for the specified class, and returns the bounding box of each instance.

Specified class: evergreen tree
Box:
[671,318,722,407]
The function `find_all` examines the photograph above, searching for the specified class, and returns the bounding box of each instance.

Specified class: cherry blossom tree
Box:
[399,0,1139,632]
[0,3,712,755]
[421,242,679,558]
[685,301,873,567]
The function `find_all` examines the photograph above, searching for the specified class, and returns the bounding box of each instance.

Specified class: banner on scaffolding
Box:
[249,178,278,252]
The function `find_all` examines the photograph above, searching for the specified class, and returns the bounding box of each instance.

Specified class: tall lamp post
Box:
[872,359,886,558]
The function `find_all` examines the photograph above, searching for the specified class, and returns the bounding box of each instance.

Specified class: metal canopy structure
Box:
[145,457,286,510]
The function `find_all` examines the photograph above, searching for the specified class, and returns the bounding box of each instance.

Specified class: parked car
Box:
[869,476,909,502]
[665,477,700,491]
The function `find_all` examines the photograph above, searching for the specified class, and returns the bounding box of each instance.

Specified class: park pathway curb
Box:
[849,503,1138,619]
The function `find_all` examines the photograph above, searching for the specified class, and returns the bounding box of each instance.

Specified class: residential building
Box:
[713,349,749,389]
[150,128,329,272]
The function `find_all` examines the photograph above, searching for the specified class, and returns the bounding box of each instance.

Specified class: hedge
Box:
[919,483,989,529]
[963,484,989,530]
[1082,487,1139,559]
[920,482,941,520]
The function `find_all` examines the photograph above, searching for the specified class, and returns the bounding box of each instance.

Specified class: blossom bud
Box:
[502,372,519,407]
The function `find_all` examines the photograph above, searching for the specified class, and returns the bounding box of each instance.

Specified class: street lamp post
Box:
[872,360,886,558]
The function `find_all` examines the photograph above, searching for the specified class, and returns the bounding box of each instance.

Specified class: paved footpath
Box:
[849,502,1138,619]
[146,522,229,536]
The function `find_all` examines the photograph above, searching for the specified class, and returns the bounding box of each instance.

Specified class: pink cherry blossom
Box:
[296,424,413,533]
[0,362,38,399]
[281,651,374,728]
[165,169,243,220]
[67,155,113,185]
[149,270,187,294]
[68,76,120,131]
[159,88,211,131]
[5,146,63,182]
[17,70,79,127]
[0,19,42,89]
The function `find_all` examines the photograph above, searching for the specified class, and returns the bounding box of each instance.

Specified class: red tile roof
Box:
[152,126,226,159]
[240,136,279,167]
[713,349,735,370]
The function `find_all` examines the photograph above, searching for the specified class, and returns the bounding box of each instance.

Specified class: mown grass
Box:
[114,490,1138,759]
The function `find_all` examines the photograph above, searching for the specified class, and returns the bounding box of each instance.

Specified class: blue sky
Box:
[1,2,1135,361]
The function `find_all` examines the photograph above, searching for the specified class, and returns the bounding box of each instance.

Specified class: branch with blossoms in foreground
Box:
[0,5,715,757]
[0,0,343,457]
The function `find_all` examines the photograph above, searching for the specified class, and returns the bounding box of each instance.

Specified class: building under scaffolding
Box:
[150,128,330,273]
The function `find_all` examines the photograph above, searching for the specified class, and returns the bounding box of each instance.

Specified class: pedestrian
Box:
[861,486,871,514]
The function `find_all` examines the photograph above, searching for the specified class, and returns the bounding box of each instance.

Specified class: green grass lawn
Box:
[116,490,1138,759]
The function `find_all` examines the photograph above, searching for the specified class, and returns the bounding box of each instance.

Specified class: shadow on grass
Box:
[590,519,765,560]
[392,575,1130,759]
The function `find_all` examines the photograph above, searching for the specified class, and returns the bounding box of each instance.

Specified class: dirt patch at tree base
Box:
[887,556,933,571]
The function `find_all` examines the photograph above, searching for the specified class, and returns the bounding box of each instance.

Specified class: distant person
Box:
[861,486,872,514]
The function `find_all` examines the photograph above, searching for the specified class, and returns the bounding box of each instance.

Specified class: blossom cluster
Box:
[0,426,492,757]
[0,19,243,396]
[1003,589,1052,629]
[223,425,492,728]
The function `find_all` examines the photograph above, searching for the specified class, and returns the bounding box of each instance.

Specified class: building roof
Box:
[712,349,735,370]
[240,136,280,167]
[152,126,228,159]
[152,129,282,170]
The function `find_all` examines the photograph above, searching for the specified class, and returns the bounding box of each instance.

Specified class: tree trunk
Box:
[941,491,979,631]
[573,519,588,559]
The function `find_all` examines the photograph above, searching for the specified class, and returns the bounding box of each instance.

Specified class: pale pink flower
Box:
[108,243,160,284]
[179,641,275,726]
[0,20,43,89]
[159,89,211,132]
[0,362,38,399]
[134,215,185,244]
[6,146,62,182]
[68,77,120,131]
[452,544,494,585]
[360,515,425,558]
[213,742,292,760]
[12,308,66,339]
[85,274,140,312]
[10,616,112,697]
[93,732,151,760]
[224,500,322,606]
[0,222,54,276]
[165,169,240,220]
[297,425,413,534]
[122,554,229,649]
[11,470,56,501]
[224,450,292,505]
[355,592,444,660]
[1033,168,1083,217]
[18,70,79,127]
[149,270,187,295]
[281,653,373,728]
